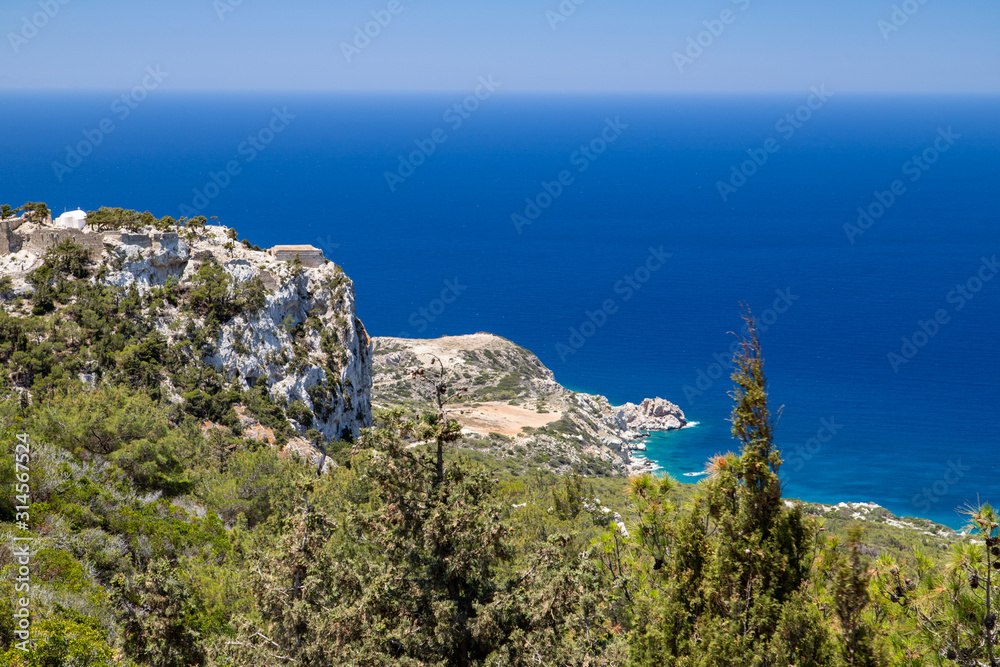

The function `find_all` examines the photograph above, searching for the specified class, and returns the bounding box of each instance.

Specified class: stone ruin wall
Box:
[0,223,181,260]
[272,247,326,268]
[25,229,108,256]
[0,220,21,255]
[1,221,326,294]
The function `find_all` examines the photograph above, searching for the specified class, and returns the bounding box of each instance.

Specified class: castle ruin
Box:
[0,216,327,273]
[271,244,326,268]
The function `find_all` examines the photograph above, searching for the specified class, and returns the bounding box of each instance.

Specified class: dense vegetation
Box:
[0,216,998,665]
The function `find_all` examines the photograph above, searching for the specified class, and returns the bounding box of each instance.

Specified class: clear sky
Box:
[1,0,997,93]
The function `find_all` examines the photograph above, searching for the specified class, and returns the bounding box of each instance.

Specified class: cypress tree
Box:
[630,306,835,666]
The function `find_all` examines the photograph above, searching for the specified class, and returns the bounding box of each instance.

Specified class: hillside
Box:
[373,333,689,476]
[0,208,983,666]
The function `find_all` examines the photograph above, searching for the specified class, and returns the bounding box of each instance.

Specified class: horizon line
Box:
[3,88,1000,97]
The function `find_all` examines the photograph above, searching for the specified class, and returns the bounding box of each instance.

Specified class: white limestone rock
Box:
[96,225,372,440]
[611,397,687,433]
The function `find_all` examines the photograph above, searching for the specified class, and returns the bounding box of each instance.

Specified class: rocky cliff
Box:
[1,218,373,445]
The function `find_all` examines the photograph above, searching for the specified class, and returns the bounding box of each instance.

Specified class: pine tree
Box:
[874,504,1000,665]
[411,355,465,484]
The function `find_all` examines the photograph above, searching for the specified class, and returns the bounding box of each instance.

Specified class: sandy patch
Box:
[452,402,563,436]
[378,334,509,368]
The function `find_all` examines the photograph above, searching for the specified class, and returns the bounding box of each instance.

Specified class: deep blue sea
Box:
[3,91,999,529]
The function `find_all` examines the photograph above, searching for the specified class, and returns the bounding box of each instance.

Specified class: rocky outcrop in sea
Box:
[611,397,687,434]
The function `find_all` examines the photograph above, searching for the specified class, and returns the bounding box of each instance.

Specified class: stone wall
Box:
[272,245,326,268]
[0,221,21,255]
[120,233,152,248]
[26,229,107,256]
[7,227,182,259]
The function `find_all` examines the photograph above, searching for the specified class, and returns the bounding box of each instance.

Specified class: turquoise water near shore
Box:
[2,92,999,529]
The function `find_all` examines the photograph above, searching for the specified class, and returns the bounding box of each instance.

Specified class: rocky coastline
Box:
[610,397,689,474]
[371,334,690,476]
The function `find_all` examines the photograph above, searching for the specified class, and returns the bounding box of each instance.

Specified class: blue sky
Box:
[1,0,997,93]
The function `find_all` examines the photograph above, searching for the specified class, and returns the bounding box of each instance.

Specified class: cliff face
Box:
[207,268,372,441]
[107,227,373,440]
[3,220,373,442]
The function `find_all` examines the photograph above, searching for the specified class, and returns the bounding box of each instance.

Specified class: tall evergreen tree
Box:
[833,526,881,665]
[629,306,835,666]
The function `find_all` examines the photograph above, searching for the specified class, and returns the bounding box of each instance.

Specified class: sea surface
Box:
[3,91,999,529]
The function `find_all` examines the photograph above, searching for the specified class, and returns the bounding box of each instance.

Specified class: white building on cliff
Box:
[54,209,87,230]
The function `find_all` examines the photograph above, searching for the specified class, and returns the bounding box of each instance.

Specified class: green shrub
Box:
[44,238,92,279]
[3,617,115,666]
[109,433,194,496]
[199,448,307,527]
[286,400,314,428]
[34,384,170,458]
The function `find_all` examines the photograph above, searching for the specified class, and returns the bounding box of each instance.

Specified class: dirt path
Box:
[453,402,563,436]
